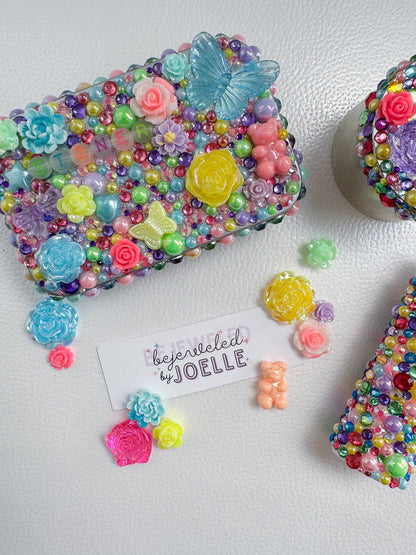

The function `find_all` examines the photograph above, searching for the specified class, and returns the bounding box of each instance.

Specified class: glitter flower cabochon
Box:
[0,32,306,352]
[332,56,416,222]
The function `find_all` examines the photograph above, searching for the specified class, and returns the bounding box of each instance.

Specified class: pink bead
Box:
[219,235,234,245]
[232,34,247,42]
[404,400,416,418]
[178,42,191,52]
[109,69,124,78]
[79,271,98,289]
[118,274,134,286]
[381,443,394,457]
[267,193,280,205]
[113,216,131,234]
[286,201,300,216]
[398,60,410,71]
[360,453,378,473]
[84,287,100,298]
[210,223,225,238]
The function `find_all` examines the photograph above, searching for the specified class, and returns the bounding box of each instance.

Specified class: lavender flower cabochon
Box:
[0,32,306,300]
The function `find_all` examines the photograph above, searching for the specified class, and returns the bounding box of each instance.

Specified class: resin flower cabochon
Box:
[0,32,306,300]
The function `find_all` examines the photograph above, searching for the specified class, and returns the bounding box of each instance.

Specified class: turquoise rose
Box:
[35,234,86,288]
[162,53,190,83]
[0,118,19,155]
[27,298,79,348]
[18,105,67,154]
[127,390,165,428]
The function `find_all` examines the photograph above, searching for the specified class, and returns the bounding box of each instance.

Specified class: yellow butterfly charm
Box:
[129,201,177,250]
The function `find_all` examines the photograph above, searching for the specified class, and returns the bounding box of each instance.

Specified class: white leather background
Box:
[1,1,416,553]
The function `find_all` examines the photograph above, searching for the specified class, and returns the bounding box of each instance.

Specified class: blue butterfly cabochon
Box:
[186,32,280,120]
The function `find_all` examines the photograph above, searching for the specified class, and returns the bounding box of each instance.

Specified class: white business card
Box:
[97,307,303,409]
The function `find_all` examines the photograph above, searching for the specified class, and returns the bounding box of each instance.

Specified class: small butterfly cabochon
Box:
[186,32,280,120]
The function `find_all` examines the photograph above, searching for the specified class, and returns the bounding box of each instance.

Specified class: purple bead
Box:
[337,430,349,444]
[244,157,255,169]
[153,62,163,75]
[294,149,303,165]
[161,48,176,59]
[13,115,26,125]
[9,108,23,119]
[393,441,407,454]
[229,39,241,52]
[361,429,373,440]
[116,93,128,105]
[191,222,197,229]
[191,121,202,132]
[375,118,388,131]
[135,268,150,277]
[241,112,256,127]
[249,214,258,223]
[60,279,80,294]
[367,112,375,123]
[399,362,410,372]
[67,134,80,147]
[378,394,390,405]
[386,415,403,434]
[72,104,86,119]
[165,191,176,202]
[238,45,255,63]
[19,243,31,255]
[191,198,202,209]
[146,67,153,74]
[102,225,114,236]
[116,165,127,176]
[182,107,197,122]
[403,390,412,400]
[362,123,372,137]
[250,45,261,60]
[273,183,284,194]
[235,210,250,225]
[253,98,277,123]
[178,152,192,167]
[148,150,162,165]
[153,249,164,260]
[409,318,416,330]
[65,95,77,108]
[376,375,392,393]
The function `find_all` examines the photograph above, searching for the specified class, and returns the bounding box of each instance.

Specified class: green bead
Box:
[384,453,408,478]
[153,261,166,271]
[337,446,348,458]
[409,366,416,379]
[86,246,101,262]
[113,105,137,130]
[360,412,373,427]
[384,348,393,357]
[131,186,150,204]
[280,114,288,129]
[359,110,369,126]
[134,68,147,82]
[379,160,394,173]
[182,99,190,107]
[227,192,246,212]
[93,124,106,135]
[205,206,217,216]
[173,200,182,210]
[360,381,371,394]
[377,453,386,464]
[161,232,185,256]
[258,90,271,99]
[203,241,216,251]
[388,401,403,416]
[267,205,277,215]
[286,181,300,195]
[157,180,169,194]
[166,157,178,168]
[271,215,284,224]
[369,397,379,406]
[375,182,387,193]
[233,138,252,158]
[51,174,67,190]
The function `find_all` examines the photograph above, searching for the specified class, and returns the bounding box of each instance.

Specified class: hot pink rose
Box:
[130,77,177,125]
[106,419,152,466]
[110,239,140,271]
[379,91,416,126]
[293,318,331,359]
[48,345,74,369]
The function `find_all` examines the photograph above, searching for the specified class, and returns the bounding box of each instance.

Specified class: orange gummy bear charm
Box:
[257,360,287,410]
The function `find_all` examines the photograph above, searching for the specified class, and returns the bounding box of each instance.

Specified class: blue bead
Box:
[170,177,184,192]
[197,223,210,235]
[170,210,185,225]
[186,236,198,248]
[89,85,105,101]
